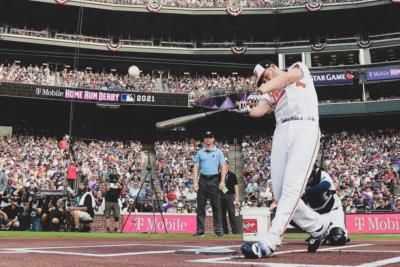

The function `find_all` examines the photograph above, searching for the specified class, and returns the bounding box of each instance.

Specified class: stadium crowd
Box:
[0,135,143,231]
[86,0,368,8]
[0,62,254,99]
[0,128,399,231]
[3,61,399,102]
[241,129,400,213]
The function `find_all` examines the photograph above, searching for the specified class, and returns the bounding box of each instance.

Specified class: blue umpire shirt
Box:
[194,146,225,175]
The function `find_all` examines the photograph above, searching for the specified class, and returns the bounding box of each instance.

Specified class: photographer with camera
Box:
[19,189,44,231]
[68,182,95,232]
[0,200,21,230]
[104,171,122,233]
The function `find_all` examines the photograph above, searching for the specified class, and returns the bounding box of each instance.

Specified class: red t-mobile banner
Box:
[122,213,197,233]
[346,213,400,234]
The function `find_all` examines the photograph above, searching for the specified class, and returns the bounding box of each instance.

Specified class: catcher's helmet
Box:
[326,227,347,246]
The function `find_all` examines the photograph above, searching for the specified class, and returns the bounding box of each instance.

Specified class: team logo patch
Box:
[146,1,162,13]
[296,81,306,88]
[242,219,257,233]
[226,6,243,16]
[55,0,70,4]
[305,2,323,12]
[106,40,122,52]
[357,40,373,49]
[231,46,247,55]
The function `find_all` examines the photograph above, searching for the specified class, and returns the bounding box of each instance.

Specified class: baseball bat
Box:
[156,109,227,130]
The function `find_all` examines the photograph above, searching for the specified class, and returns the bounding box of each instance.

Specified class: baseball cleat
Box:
[240,241,274,258]
[308,221,332,253]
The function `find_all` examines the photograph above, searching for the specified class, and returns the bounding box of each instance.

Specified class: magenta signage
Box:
[64,89,119,102]
[346,213,400,234]
[122,213,197,233]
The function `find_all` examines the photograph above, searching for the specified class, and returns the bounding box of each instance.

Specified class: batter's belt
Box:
[276,114,317,126]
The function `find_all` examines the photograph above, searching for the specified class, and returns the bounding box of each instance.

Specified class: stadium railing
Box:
[4,26,400,51]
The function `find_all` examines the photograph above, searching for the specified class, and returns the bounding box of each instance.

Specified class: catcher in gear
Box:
[302,163,350,246]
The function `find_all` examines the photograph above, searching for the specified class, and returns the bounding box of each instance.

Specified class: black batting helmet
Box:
[326,227,347,246]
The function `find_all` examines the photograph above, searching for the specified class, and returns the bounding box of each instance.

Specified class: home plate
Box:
[175,247,237,255]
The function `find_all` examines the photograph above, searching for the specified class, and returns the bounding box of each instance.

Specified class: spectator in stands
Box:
[0,170,6,193]
[376,198,391,211]
[53,0,361,8]
[246,178,258,194]
[67,161,77,189]
[393,197,400,212]
[58,136,69,151]
[128,180,140,199]
[186,186,197,202]
[122,198,136,214]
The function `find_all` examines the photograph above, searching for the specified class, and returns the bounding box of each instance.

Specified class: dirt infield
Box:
[0,237,399,267]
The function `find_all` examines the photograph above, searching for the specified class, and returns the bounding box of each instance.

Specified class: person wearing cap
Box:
[220,158,240,234]
[241,60,330,258]
[192,131,227,237]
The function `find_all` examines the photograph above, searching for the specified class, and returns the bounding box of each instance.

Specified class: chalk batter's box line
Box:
[189,244,373,266]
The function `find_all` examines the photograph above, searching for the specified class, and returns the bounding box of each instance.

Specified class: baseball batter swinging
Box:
[240,60,331,258]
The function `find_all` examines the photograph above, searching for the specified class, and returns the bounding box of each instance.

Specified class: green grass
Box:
[0,231,399,240]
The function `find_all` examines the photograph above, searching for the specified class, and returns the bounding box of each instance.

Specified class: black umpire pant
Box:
[221,193,239,234]
[196,174,223,234]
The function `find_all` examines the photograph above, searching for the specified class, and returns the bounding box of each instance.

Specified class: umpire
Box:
[221,159,240,234]
[192,131,227,237]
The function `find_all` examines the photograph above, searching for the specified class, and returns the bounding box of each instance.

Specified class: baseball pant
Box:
[322,198,348,237]
[266,120,328,251]
[196,175,223,234]
[221,193,239,234]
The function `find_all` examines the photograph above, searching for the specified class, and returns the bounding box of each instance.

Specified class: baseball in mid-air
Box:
[128,65,141,77]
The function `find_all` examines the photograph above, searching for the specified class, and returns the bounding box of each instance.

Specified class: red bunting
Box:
[311,42,326,51]
[226,6,243,16]
[55,0,70,4]
[305,2,323,12]
[357,40,373,49]
[106,41,122,52]
[231,46,247,55]
[146,2,162,13]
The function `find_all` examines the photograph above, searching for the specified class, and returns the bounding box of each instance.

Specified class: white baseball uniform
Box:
[261,62,328,251]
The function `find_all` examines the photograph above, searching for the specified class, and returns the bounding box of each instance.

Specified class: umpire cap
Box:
[204,131,214,138]
[253,59,275,88]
